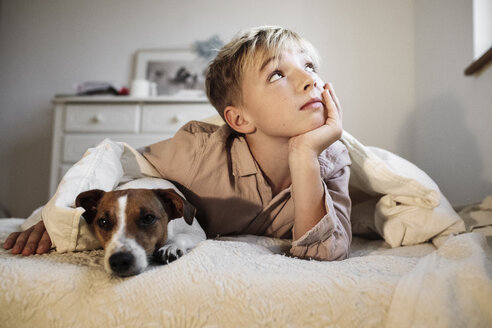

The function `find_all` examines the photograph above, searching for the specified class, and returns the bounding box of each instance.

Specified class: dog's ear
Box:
[154,189,196,225]
[75,189,105,225]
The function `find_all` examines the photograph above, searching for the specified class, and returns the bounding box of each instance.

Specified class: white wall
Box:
[415,0,492,206]
[0,0,487,217]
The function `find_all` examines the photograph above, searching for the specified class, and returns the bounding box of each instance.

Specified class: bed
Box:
[1,130,491,327]
[1,217,491,327]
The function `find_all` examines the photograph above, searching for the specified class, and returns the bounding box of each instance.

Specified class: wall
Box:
[0,0,416,217]
[1,0,484,217]
[414,0,492,206]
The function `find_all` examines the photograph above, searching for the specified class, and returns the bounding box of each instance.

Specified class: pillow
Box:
[341,131,465,247]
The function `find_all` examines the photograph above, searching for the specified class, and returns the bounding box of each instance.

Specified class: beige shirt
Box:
[142,121,352,261]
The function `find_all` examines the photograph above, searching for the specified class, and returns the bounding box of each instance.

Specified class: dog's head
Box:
[75,188,195,277]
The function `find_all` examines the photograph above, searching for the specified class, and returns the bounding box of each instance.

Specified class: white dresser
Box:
[49,96,217,196]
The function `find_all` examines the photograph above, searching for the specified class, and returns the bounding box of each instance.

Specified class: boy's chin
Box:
[304,117,326,132]
[291,123,325,138]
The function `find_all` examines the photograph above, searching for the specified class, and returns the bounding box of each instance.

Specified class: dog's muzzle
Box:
[109,252,137,277]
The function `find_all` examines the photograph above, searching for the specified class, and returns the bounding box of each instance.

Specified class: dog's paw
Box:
[153,245,187,264]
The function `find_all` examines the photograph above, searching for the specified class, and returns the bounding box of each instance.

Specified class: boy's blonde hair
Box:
[205,26,320,121]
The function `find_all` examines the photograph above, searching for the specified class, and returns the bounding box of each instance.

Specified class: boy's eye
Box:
[268,71,283,82]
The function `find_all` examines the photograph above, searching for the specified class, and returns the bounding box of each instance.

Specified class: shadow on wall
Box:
[399,92,491,205]
[3,107,53,218]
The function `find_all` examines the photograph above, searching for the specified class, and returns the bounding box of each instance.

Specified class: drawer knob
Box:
[91,114,103,123]
[172,114,185,123]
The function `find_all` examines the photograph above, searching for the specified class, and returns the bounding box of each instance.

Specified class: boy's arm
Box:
[288,83,351,260]
[289,149,351,260]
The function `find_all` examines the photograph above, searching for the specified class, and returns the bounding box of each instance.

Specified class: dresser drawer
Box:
[62,135,172,163]
[142,104,216,132]
[64,105,139,132]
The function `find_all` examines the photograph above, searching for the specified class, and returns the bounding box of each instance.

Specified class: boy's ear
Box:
[224,105,256,134]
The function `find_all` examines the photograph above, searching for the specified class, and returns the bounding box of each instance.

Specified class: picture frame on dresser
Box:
[133,48,208,98]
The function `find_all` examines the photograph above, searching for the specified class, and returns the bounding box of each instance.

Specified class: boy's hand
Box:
[289,83,342,157]
[3,221,52,255]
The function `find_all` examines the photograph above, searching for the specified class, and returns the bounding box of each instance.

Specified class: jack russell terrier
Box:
[75,177,206,277]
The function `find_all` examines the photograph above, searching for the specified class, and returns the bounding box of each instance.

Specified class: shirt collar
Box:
[230,134,259,177]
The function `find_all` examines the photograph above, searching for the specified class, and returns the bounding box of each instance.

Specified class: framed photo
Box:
[133,48,209,98]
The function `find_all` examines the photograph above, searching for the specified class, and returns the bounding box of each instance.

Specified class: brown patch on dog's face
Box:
[89,191,126,248]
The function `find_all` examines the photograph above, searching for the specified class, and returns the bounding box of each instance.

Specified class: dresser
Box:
[49,96,217,196]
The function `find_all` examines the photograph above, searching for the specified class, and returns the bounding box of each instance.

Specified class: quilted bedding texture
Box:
[1,218,491,328]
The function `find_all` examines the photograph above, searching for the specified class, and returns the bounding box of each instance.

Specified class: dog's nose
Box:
[109,252,135,275]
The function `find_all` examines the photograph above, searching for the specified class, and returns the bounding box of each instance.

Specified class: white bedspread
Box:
[1,218,490,328]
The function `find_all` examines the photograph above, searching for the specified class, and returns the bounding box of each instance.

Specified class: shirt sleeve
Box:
[290,142,352,261]
[141,121,212,186]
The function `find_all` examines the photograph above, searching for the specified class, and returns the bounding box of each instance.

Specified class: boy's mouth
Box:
[300,98,323,110]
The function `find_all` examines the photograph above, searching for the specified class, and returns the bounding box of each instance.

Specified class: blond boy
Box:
[4,26,351,260]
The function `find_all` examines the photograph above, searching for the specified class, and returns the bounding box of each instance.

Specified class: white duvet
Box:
[0,218,491,327]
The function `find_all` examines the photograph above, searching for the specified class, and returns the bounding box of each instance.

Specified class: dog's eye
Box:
[139,214,156,226]
[97,217,112,230]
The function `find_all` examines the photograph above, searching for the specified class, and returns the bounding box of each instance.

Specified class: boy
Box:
[4,26,351,261]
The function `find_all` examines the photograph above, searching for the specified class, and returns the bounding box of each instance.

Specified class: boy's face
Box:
[239,46,326,139]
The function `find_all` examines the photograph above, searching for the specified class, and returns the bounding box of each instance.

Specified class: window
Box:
[465,0,492,75]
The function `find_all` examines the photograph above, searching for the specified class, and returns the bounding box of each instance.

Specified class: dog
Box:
[75,177,206,277]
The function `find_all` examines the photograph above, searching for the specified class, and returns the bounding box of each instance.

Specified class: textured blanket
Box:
[1,218,491,328]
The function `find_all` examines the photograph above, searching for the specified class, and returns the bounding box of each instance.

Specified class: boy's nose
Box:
[304,79,317,91]
[296,68,318,92]
[300,74,317,92]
